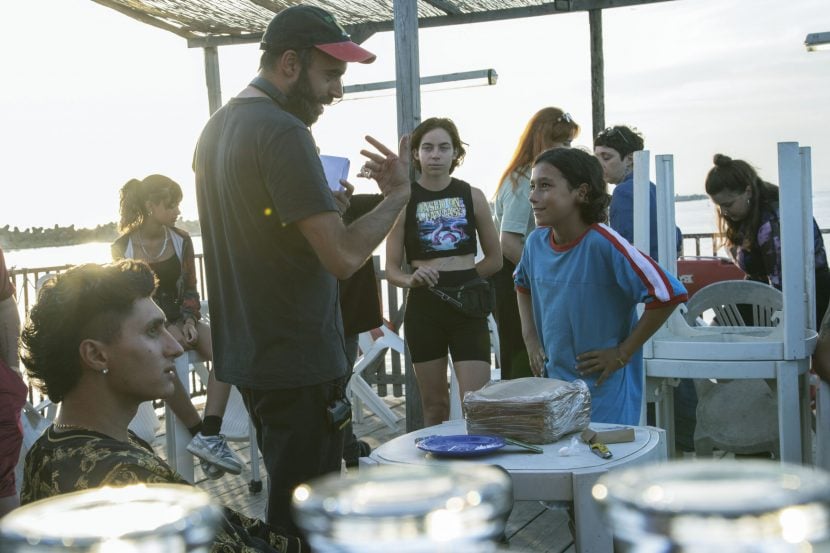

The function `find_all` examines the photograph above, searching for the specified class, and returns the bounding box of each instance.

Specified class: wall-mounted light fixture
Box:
[805,32,830,52]
[344,69,498,99]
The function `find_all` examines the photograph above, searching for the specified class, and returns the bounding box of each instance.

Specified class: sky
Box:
[1,0,829,230]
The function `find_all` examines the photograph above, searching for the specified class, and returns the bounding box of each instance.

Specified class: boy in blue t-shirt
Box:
[514,148,687,425]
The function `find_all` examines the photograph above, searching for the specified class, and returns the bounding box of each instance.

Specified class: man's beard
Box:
[284,68,327,126]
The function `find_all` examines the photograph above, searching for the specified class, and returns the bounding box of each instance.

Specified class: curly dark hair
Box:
[593,125,644,161]
[410,117,467,174]
[20,260,157,403]
[705,153,779,253]
[533,147,611,225]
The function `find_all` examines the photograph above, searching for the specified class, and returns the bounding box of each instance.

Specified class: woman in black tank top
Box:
[385,118,502,426]
[112,175,242,478]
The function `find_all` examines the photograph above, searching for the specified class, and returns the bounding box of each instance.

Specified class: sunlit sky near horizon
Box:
[2,0,829,230]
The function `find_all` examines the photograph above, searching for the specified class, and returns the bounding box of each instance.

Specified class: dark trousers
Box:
[240,378,347,537]
[342,335,360,460]
[492,257,532,379]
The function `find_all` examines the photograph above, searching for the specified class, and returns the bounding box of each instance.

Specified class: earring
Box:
[102,368,109,375]
[746,198,750,206]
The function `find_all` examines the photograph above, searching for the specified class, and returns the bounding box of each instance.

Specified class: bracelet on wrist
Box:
[616,346,629,367]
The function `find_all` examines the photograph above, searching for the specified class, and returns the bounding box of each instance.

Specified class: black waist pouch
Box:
[429,277,495,318]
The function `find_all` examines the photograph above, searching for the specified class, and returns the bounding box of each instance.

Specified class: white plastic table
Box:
[361,420,667,553]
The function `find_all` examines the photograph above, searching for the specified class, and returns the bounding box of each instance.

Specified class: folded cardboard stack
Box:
[463,377,591,444]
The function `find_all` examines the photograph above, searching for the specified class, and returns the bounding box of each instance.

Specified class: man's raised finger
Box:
[359,149,386,164]
[364,135,395,157]
[397,134,411,159]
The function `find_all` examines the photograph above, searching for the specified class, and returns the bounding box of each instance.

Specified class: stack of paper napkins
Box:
[463,377,591,444]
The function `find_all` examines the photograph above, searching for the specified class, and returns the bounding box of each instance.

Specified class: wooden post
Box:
[204,46,222,115]
[394,0,422,138]
[589,9,605,141]
[393,0,424,432]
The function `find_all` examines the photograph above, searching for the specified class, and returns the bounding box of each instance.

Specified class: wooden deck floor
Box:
[152,396,575,552]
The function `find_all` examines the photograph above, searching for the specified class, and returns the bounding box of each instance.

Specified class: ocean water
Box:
[4,238,205,270]
[6,189,830,270]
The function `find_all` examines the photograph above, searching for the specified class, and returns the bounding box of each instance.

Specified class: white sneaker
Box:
[200,458,225,480]
[187,433,243,475]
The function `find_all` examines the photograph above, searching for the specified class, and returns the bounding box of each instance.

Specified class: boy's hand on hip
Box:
[576,346,627,386]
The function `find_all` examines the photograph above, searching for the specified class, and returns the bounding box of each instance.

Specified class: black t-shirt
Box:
[403,178,478,263]
[149,255,182,322]
[194,94,347,389]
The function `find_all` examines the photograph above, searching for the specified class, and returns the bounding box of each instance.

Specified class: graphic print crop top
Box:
[403,178,478,263]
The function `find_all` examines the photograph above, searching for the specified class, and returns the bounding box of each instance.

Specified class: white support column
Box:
[800,146,816,466]
[801,147,816,332]
[655,154,677,275]
[632,150,650,256]
[633,152,652,426]
[778,142,808,360]
[776,360,803,463]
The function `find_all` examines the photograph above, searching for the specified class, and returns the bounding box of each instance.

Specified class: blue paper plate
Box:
[416,435,506,458]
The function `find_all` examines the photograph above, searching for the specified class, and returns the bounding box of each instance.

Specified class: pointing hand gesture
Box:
[359,135,411,199]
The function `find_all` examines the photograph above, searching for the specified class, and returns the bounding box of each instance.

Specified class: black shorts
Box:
[404,269,491,363]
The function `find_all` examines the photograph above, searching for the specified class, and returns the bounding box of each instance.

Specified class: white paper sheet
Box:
[320,155,350,191]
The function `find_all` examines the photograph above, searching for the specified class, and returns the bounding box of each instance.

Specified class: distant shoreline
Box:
[675,194,708,202]
[3,198,710,251]
[1,220,202,252]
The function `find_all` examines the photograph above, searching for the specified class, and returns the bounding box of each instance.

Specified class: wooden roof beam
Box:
[91,0,196,40]
[186,0,674,48]
[423,0,463,16]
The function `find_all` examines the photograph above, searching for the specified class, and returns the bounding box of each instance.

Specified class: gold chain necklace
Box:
[137,226,169,261]
[53,422,94,432]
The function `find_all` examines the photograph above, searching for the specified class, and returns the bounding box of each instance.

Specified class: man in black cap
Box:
[193,4,410,536]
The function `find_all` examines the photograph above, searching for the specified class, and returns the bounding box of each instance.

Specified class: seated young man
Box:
[19,261,303,552]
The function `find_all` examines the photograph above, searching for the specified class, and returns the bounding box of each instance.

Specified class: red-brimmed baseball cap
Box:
[260,5,376,64]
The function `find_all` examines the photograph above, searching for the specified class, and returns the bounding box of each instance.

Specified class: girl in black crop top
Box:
[112,175,242,478]
[385,118,502,426]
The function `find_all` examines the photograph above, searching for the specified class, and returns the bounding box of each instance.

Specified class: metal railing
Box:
[11,229,830,405]
[9,255,407,405]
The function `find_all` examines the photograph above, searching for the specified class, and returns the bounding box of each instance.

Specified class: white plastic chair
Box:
[646,279,814,461]
[488,313,501,370]
[164,350,200,483]
[165,301,261,490]
[349,324,404,430]
[127,401,161,445]
[15,399,55,494]
[682,280,783,458]
[685,280,783,328]
[644,143,816,465]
